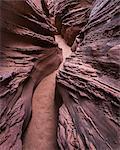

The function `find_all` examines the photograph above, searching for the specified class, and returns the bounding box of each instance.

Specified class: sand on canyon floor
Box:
[23,35,71,150]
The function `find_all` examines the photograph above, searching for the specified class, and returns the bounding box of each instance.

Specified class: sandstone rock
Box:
[53,0,93,46]
[0,0,62,149]
[47,0,55,17]
[56,0,120,149]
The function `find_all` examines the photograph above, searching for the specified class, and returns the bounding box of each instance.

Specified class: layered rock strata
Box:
[0,0,62,149]
[47,0,54,17]
[56,0,120,149]
[53,0,93,46]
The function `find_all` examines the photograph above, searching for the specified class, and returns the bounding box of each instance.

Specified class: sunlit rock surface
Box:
[0,0,62,149]
[56,0,120,149]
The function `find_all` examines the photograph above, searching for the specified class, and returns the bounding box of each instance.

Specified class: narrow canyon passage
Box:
[23,35,71,150]
[1,1,119,149]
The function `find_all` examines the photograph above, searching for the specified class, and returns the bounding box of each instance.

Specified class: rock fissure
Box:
[0,0,120,150]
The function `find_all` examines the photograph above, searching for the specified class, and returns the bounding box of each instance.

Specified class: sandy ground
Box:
[23,35,71,150]
[55,35,71,60]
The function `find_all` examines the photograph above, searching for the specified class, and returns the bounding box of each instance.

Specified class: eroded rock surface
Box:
[52,0,93,46]
[0,0,62,149]
[56,0,120,149]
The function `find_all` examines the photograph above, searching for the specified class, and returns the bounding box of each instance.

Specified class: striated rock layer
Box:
[53,0,93,46]
[56,0,120,149]
[0,0,62,149]
[47,0,54,17]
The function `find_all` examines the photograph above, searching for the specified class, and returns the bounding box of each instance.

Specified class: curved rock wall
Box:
[56,0,120,149]
[53,0,93,46]
[0,0,62,149]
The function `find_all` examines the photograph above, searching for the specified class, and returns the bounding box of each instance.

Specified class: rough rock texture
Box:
[0,0,62,149]
[47,0,54,17]
[53,0,93,46]
[56,0,120,149]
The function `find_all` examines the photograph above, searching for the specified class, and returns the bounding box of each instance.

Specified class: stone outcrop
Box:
[0,0,62,149]
[56,0,120,149]
[53,0,93,46]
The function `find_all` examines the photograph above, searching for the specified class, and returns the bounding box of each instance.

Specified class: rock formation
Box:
[0,0,62,149]
[56,0,120,149]
[53,0,93,46]
[47,0,54,17]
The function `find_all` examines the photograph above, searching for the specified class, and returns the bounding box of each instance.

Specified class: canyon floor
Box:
[23,35,71,150]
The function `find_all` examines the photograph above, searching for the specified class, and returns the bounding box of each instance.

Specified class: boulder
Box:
[56,0,120,149]
[0,0,62,149]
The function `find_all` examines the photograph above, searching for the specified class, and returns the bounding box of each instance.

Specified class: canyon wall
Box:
[53,0,93,46]
[0,0,62,149]
[56,0,120,149]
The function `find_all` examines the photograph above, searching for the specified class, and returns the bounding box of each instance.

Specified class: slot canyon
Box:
[0,0,120,150]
